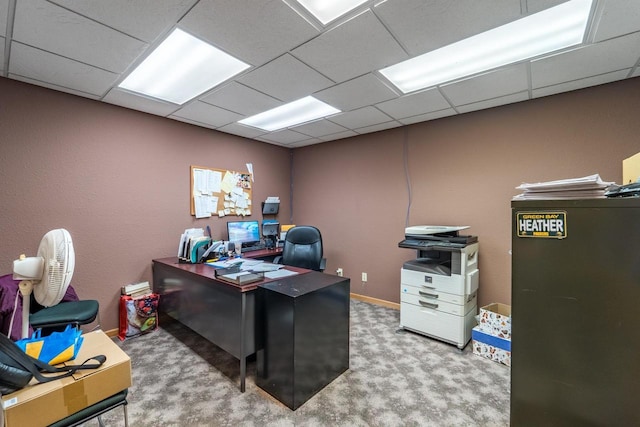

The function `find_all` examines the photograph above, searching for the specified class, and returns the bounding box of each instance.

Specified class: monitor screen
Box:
[227,220,260,244]
[262,221,279,236]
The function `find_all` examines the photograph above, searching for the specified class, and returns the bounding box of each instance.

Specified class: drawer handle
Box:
[418,291,438,299]
[419,301,439,309]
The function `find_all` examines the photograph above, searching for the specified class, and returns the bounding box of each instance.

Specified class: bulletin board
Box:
[190,165,253,218]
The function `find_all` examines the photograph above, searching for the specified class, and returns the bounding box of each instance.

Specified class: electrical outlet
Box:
[362,272,367,282]
[336,268,343,277]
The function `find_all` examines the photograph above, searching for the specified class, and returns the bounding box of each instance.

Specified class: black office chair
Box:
[274,225,326,271]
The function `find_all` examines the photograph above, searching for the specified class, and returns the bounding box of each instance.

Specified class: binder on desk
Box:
[216,272,263,285]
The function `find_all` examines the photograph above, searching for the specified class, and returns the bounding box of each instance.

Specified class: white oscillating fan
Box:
[12,228,75,338]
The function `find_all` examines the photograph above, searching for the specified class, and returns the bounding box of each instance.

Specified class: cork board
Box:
[190,165,252,218]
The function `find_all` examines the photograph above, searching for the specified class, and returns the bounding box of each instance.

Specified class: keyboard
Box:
[241,243,266,253]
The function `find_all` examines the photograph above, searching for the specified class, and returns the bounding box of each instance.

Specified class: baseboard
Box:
[350,293,399,310]
[102,297,397,337]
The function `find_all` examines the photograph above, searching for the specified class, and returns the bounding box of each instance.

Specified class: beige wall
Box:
[1,76,639,331]
[292,77,640,307]
[0,78,291,331]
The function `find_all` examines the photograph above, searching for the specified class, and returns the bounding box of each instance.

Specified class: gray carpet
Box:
[94,300,510,426]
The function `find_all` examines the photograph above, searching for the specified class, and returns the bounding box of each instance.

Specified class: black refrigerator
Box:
[511,198,640,426]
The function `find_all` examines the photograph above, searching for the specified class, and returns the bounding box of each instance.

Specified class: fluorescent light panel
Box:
[119,28,250,105]
[295,0,369,25]
[380,0,593,94]
[239,96,340,131]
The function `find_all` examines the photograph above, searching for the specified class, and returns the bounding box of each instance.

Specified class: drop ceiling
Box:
[1,0,639,147]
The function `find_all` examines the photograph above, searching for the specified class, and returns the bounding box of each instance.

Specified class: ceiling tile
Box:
[216,122,268,140]
[525,0,566,14]
[103,88,180,117]
[355,120,403,134]
[440,64,529,106]
[169,115,217,130]
[592,0,640,42]
[199,82,281,116]
[171,101,243,128]
[375,88,451,120]
[257,129,311,145]
[374,0,522,55]
[13,0,147,73]
[49,0,197,42]
[179,0,318,66]
[0,0,7,35]
[314,73,397,112]
[287,138,324,148]
[291,9,408,82]
[398,108,457,125]
[456,91,529,114]
[531,32,640,88]
[9,42,119,96]
[327,106,393,129]
[290,119,349,138]
[8,74,100,100]
[238,54,334,102]
[532,69,632,98]
[318,130,359,141]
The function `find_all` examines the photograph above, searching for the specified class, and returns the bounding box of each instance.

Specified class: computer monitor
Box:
[262,221,279,237]
[227,220,260,245]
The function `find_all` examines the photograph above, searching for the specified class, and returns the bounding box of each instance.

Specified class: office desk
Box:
[152,254,303,392]
[257,273,350,409]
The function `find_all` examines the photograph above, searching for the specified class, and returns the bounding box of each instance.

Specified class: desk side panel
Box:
[152,261,255,358]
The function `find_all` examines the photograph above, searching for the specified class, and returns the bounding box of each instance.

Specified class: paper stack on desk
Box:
[513,174,615,200]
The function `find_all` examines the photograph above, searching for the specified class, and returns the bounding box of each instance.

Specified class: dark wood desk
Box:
[256,272,350,409]
[152,253,303,392]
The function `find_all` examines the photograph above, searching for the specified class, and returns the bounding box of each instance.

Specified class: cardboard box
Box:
[1,330,132,427]
[477,303,511,339]
[472,326,511,367]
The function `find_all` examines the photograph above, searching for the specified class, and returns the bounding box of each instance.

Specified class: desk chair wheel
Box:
[30,300,100,333]
[48,389,128,427]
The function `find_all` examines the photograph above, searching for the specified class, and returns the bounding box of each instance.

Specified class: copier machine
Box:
[398,226,479,349]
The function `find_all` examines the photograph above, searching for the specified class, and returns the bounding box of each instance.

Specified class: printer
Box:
[398,225,479,349]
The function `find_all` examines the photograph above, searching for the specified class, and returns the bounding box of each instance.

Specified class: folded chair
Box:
[49,389,129,427]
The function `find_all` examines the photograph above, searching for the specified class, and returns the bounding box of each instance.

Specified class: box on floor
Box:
[477,302,511,339]
[1,330,132,427]
[472,303,511,366]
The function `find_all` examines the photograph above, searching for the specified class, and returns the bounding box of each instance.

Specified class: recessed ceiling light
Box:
[118,28,250,105]
[379,0,593,94]
[239,96,341,131]
[294,0,369,25]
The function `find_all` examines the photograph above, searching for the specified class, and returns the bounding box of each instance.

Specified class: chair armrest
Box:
[319,258,326,272]
[273,256,283,265]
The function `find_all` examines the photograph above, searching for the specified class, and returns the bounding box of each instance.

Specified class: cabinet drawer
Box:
[400,302,476,346]
[401,291,477,316]
[401,283,468,305]
[401,267,478,296]
[401,268,465,295]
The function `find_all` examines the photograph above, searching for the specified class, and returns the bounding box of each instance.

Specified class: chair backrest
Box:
[281,226,323,271]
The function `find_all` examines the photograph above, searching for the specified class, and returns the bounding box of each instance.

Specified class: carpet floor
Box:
[92,300,510,426]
